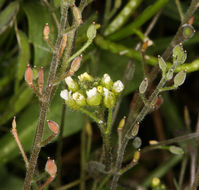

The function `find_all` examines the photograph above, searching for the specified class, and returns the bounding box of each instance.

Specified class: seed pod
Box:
[131,122,139,137]
[139,78,148,94]
[72,92,86,107]
[166,68,174,81]
[87,23,97,41]
[86,87,102,106]
[132,137,142,149]
[173,44,187,64]
[72,4,82,25]
[158,55,167,75]
[70,55,82,73]
[43,23,50,41]
[45,158,57,178]
[149,140,158,145]
[47,120,59,135]
[65,76,79,92]
[25,65,33,86]
[182,24,195,39]
[174,70,186,87]
[59,34,67,59]
[169,145,184,155]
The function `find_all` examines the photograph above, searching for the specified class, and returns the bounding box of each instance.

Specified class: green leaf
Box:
[0,166,23,190]
[0,1,19,34]
[23,2,56,67]
[0,88,84,165]
[0,85,33,126]
[15,30,30,91]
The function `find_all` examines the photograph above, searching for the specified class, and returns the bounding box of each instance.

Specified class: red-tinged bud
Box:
[25,65,33,86]
[45,158,57,178]
[47,120,59,135]
[38,67,44,94]
[59,34,67,59]
[70,55,82,73]
[151,95,163,110]
[72,4,82,25]
[188,16,194,25]
[43,23,50,41]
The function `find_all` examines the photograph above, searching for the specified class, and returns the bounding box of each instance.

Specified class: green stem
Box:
[159,85,177,92]
[68,40,92,63]
[40,134,56,147]
[79,108,103,125]
[105,108,113,134]
[23,2,70,189]
[175,0,184,21]
[96,174,112,190]
[80,124,86,190]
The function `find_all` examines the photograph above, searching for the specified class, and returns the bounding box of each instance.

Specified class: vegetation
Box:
[0,0,199,189]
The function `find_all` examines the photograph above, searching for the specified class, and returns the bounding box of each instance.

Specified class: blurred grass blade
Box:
[108,0,169,41]
[0,1,19,34]
[15,30,30,92]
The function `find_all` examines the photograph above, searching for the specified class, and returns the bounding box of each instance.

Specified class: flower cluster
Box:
[60,72,124,109]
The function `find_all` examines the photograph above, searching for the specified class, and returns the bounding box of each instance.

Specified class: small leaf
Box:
[169,145,184,155]
[0,1,19,34]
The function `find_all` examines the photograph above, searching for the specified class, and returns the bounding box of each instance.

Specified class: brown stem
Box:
[23,2,69,189]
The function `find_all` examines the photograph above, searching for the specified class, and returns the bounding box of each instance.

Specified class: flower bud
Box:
[45,158,57,178]
[65,76,79,92]
[103,88,116,108]
[158,55,167,75]
[70,55,82,73]
[72,4,82,25]
[139,78,148,94]
[112,80,124,94]
[169,145,184,155]
[72,92,86,106]
[87,22,97,41]
[47,120,59,135]
[97,85,103,94]
[86,87,102,106]
[149,140,158,145]
[182,24,195,39]
[101,73,113,89]
[174,70,186,87]
[78,72,93,82]
[43,23,50,41]
[173,44,187,64]
[25,65,33,86]
[166,68,174,80]
[133,149,140,162]
[152,177,160,187]
[118,116,126,130]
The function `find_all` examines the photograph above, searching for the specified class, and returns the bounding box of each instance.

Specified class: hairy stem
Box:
[23,2,69,189]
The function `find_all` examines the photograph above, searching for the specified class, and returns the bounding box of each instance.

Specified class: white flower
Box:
[72,92,86,106]
[103,74,111,84]
[103,88,116,108]
[86,87,101,106]
[112,80,124,94]
[65,76,78,92]
[86,87,97,98]
[60,89,69,100]
[101,73,113,89]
